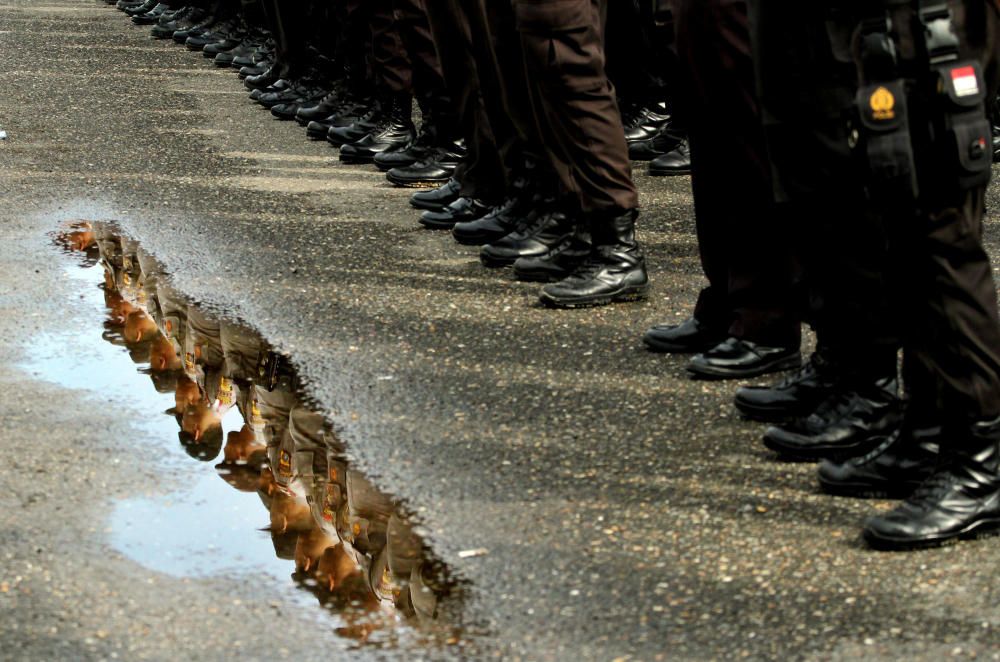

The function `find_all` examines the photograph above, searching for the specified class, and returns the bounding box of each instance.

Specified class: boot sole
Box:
[863,516,1000,551]
[816,477,921,500]
[513,268,562,283]
[763,431,893,463]
[387,179,442,188]
[480,252,521,269]
[409,199,453,212]
[732,400,799,423]
[539,284,649,309]
[453,232,507,247]
[687,354,801,380]
[641,335,725,354]
[648,168,692,177]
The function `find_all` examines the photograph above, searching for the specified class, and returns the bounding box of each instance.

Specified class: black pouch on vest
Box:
[932,60,992,192]
[856,80,920,202]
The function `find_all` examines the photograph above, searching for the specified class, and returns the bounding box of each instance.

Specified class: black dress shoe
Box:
[643,317,727,354]
[624,102,672,144]
[124,0,157,16]
[762,378,901,460]
[818,424,941,498]
[863,417,1000,550]
[376,142,430,173]
[629,123,683,161]
[734,352,839,422]
[340,123,415,164]
[419,197,489,230]
[244,65,283,90]
[340,94,414,163]
[327,105,380,147]
[513,231,592,282]
[385,145,463,187]
[132,2,170,25]
[648,139,691,176]
[480,210,576,268]
[305,117,336,140]
[257,82,324,109]
[539,210,648,308]
[687,338,801,380]
[172,15,216,43]
[410,177,461,212]
[249,78,292,102]
[294,88,341,125]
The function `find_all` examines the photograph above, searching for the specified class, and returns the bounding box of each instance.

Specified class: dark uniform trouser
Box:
[752,0,1000,423]
[673,0,801,346]
[425,0,549,202]
[261,0,313,75]
[370,0,412,94]
[335,0,374,96]
[604,0,672,105]
[370,0,446,105]
[393,0,450,114]
[514,0,637,216]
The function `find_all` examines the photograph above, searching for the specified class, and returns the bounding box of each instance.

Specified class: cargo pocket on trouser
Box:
[515,0,604,94]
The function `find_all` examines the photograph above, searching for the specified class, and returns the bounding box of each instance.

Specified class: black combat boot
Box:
[762,377,901,460]
[513,229,592,282]
[451,179,537,246]
[375,118,441,172]
[340,94,416,164]
[479,208,577,268]
[734,350,840,423]
[818,423,940,498]
[539,210,649,308]
[863,417,1000,550]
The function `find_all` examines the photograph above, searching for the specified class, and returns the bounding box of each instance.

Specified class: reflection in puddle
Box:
[49,222,469,651]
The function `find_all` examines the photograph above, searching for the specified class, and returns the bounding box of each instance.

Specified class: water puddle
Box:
[43,221,471,652]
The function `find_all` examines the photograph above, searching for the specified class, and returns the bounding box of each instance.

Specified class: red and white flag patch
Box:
[951,66,980,97]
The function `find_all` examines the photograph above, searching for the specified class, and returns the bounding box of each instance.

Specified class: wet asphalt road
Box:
[1,1,1000,660]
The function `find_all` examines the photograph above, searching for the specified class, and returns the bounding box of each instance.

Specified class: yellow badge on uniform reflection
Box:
[279,449,292,478]
[870,86,896,120]
[217,377,234,406]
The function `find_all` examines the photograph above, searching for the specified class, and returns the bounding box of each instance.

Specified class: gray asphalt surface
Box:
[1,1,1000,660]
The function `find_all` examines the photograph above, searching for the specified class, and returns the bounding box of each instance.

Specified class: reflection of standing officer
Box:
[752,0,1000,549]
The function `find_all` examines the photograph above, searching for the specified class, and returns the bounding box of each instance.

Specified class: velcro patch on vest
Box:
[951,65,980,97]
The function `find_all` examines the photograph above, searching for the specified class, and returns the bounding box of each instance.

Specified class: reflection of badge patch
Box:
[184,353,195,372]
[217,377,234,406]
[951,65,980,97]
[251,401,263,425]
[329,467,339,482]
[123,256,133,271]
[870,86,895,120]
[278,450,292,477]
[123,273,131,286]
